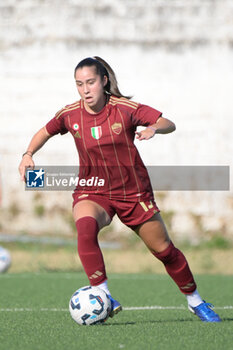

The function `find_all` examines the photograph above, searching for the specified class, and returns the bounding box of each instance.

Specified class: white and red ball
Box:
[69,286,111,325]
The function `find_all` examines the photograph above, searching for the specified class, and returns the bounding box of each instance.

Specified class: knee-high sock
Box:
[75,217,107,286]
[153,241,197,294]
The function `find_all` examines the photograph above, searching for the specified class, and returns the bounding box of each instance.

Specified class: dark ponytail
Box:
[74,56,132,99]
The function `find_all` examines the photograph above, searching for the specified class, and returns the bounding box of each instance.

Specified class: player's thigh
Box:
[73,200,111,230]
[135,212,170,253]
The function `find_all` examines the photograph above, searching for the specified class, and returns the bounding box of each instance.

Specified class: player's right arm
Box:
[18,126,52,181]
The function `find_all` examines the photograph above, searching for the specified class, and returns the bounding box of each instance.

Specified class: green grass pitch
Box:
[0,272,232,350]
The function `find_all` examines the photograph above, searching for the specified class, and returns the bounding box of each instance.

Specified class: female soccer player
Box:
[19,56,221,322]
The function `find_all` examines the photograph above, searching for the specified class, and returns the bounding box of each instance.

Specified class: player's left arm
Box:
[135,117,176,141]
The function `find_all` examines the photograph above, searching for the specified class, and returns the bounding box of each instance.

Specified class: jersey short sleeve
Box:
[45,111,68,136]
[131,104,162,127]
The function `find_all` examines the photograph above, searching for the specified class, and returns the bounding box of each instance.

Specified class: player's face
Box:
[75,66,107,114]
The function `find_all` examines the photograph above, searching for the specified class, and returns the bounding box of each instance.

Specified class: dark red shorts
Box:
[72,193,160,229]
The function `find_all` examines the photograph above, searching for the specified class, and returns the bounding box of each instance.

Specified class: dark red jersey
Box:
[46,96,162,201]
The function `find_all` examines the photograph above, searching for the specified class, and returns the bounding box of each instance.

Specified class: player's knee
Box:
[152,241,179,265]
[76,216,99,253]
[75,216,99,233]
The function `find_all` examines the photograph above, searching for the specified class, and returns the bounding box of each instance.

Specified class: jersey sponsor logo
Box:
[111,122,122,135]
[91,126,102,140]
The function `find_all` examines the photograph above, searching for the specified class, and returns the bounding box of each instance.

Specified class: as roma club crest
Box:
[111,122,122,135]
[91,126,102,140]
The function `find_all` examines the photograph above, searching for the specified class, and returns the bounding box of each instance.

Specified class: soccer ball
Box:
[0,246,11,273]
[69,286,112,325]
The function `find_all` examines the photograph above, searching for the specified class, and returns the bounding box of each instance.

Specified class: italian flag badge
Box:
[91,126,102,140]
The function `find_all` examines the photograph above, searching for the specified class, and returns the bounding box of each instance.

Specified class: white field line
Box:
[0,306,232,312]
[124,306,233,310]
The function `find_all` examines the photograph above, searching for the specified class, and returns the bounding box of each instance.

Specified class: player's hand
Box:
[18,155,35,182]
[135,127,156,141]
